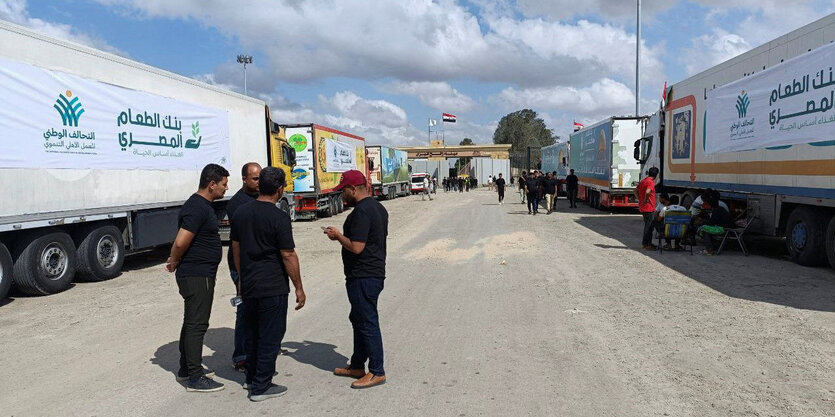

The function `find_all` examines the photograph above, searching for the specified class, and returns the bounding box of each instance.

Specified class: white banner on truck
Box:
[0,56,229,170]
[286,126,315,193]
[706,41,835,154]
[324,138,356,172]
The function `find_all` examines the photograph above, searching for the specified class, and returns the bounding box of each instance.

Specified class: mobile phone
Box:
[321,226,329,230]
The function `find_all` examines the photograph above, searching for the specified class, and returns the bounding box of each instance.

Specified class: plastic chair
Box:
[716,216,756,256]
[657,210,693,254]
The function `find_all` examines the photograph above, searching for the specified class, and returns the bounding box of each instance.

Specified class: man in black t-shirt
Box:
[166,163,229,393]
[518,171,528,204]
[324,170,388,390]
[226,162,261,372]
[231,167,305,402]
[494,173,506,205]
[566,169,579,208]
[526,171,542,215]
[543,172,558,214]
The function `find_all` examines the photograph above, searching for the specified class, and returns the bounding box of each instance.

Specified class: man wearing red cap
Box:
[323,170,389,389]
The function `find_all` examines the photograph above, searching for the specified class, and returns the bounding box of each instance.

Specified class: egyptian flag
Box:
[573,121,584,132]
[443,113,456,123]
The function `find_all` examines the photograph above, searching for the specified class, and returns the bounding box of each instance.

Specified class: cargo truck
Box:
[540,142,570,195]
[284,124,370,220]
[570,117,644,209]
[366,145,411,199]
[635,14,835,268]
[0,21,295,301]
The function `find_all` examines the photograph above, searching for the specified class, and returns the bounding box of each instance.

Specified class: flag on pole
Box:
[442,113,456,123]
[573,121,584,132]
[429,119,437,127]
[662,81,667,101]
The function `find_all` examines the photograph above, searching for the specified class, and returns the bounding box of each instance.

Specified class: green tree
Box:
[459,137,474,146]
[493,109,557,169]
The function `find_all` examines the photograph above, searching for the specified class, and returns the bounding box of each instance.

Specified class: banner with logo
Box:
[705,41,835,154]
[0,56,229,170]
[286,126,315,193]
[323,138,356,173]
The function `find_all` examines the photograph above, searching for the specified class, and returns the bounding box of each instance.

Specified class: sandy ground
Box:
[1,189,834,416]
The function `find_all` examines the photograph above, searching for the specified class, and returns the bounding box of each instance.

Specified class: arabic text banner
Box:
[0,55,230,170]
[324,139,356,172]
[705,41,835,154]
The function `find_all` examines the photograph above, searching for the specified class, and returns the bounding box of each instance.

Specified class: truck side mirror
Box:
[289,148,297,167]
[369,159,375,171]
[633,139,642,162]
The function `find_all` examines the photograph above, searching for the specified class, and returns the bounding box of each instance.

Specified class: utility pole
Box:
[636,0,641,116]
[237,54,253,96]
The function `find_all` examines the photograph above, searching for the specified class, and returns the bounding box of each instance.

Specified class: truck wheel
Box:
[321,197,333,218]
[681,191,697,209]
[13,231,76,295]
[76,224,125,282]
[786,207,828,266]
[279,199,291,216]
[337,196,345,213]
[0,242,13,302]
[825,214,835,270]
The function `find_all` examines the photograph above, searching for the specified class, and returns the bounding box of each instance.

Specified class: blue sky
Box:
[3,0,833,145]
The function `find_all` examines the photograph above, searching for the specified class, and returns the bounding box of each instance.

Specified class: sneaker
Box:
[186,375,225,393]
[699,249,714,256]
[177,367,215,382]
[242,381,251,390]
[249,384,288,402]
[233,360,247,373]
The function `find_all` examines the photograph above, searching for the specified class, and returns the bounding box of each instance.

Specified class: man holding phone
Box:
[323,170,388,389]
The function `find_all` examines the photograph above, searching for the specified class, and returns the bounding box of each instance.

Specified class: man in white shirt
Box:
[421,176,433,201]
[657,194,688,250]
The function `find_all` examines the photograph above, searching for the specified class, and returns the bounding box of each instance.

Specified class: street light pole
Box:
[236,54,253,96]
[636,0,641,116]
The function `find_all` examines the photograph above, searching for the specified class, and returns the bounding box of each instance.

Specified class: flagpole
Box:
[428,117,430,144]
[441,114,445,143]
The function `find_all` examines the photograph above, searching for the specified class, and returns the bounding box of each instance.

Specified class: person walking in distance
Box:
[526,171,542,215]
[518,171,528,204]
[231,167,306,402]
[323,170,389,389]
[636,167,659,250]
[494,173,506,205]
[166,163,229,393]
[458,177,465,193]
[566,169,579,208]
[543,172,558,214]
[226,162,261,373]
[421,175,433,201]
[487,175,494,191]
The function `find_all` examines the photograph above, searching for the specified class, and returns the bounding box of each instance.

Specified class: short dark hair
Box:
[570,169,574,173]
[648,167,659,177]
[241,162,260,178]
[199,163,230,189]
[670,195,680,205]
[258,167,286,196]
[660,192,670,201]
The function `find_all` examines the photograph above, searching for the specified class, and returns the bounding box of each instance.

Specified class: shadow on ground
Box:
[574,213,835,312]
[151,328,348,382]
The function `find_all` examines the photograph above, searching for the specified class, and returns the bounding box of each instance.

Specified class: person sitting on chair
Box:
[697,192,734,255]
[656,195,687,250]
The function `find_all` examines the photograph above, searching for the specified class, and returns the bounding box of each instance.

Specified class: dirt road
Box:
[1,189,834,416]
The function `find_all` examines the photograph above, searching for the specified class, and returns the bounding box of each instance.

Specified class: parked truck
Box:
[540,141,570,195]
[284,124,370,220]
[635,14,835,268]
[366,145,410,199]
[570,117,644,209]
[0,21,295,301]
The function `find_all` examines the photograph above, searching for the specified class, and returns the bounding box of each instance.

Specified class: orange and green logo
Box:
[54,90,84,127]
[289,134,308,152]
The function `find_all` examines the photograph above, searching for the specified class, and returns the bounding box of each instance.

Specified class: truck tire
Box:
[321,197,333,218]
[337,195,345,213]
[75,224,125,282]
[0,242,13,302]
[786,207,828,266]
[13,231,76,295]
[279,199,291,216]
[680,191,697,210]
[825,214,835,270]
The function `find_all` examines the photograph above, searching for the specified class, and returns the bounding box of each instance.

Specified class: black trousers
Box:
[177,275,216,380]
[497,188,505,202]
[568,188,578,207]
[642,212,655,246]
[527,192,540,213]
[243,294,288,395]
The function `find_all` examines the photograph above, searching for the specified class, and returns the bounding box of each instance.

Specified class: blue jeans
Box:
[243,294,288,395]
[230,270,246,363]
[527,193,540,213]
[346,277,385,376]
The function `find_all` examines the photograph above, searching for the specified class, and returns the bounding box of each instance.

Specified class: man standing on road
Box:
[526,171,542,215]
[458,177,465,193]
[226,162,261,373]
[231,167,306,402]
[487,175,493,191]
[494,173,506,205]
[636,167,659,250]
[518,171,528,204]
[166,163,229,393]
[566,169,579,208]
[421,175,433,201]
[543,172,558,214]
[323,170,389,389]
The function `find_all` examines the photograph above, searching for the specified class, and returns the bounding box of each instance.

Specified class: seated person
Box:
[691,189,729,226]
[656,195,688,250]
[697,193,734,255]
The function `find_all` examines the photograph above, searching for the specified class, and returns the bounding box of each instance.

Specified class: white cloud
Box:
[495,78,636,117]
[384,81,475,112]
[0,0,123,55]
[516,0,673,20]
[681,28,751,76]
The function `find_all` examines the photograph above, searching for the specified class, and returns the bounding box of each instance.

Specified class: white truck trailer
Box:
[0,21,277,300]
[635,14,835,267]
[366,145,410,199]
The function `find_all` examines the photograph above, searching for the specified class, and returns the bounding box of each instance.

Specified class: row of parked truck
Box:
[0,21,418,301]
[543,14,835,270]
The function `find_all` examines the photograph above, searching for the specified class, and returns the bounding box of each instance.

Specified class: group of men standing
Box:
[165,163,389,402]
[442,176,476,192]
[514,170,578,214]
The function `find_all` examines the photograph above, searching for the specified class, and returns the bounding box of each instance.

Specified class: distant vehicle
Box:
[367,145,411,200]
[570,117,644,209]
[635,14,835,269]
[541,141,570,195]
[282,124,370,220]
[411,173,429,194]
